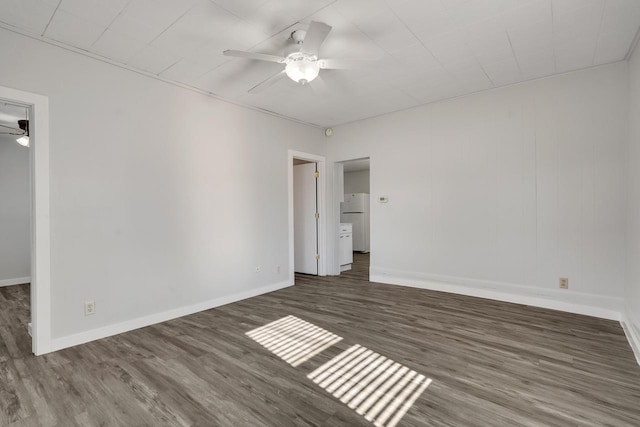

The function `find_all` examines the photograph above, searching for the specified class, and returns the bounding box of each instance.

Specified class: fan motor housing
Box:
[18,119,29,133]
[284,30,306,57]
[290,30,306,44]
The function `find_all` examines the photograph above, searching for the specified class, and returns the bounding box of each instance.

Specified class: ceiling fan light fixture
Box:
[16,135,30,147]
[16,117,29,147]
[285,58,320,84]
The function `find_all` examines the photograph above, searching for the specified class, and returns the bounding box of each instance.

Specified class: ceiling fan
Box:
[223,21,369,93]
[0,106,30,147]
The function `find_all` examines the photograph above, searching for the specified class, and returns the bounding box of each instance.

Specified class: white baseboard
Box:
[0,277,30,287]
[621,307,640,366]
[48,280,293,353]
[370,267,622,321]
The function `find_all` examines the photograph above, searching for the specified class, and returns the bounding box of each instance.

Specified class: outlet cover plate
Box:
[85,301,96,316]
[559,278,569,289]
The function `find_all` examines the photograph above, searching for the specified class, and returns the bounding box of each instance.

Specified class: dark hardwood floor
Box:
[1,254,640,426]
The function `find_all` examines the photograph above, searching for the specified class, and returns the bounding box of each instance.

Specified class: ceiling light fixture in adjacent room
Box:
[0,106,30,147]
[17,118,29,147]
[16,135,29,147]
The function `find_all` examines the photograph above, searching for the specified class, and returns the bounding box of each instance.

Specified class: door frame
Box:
[336,157,371,274]
[288,150,326,282]
[0,85,51,355]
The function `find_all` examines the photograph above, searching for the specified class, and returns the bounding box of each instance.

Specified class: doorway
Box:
[0,101,31,355]
[293,159,319,275]
[288,151,327,283]
[0,85,51,356]
[338,158,370,279]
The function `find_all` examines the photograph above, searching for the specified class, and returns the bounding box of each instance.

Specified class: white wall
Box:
[327,63,628,319]
[0,135,30,285]
[0,28,323,348]
[625,41,640,359]
[344,170,370,194]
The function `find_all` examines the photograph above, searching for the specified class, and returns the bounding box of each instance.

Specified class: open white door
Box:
[293,162,318,275]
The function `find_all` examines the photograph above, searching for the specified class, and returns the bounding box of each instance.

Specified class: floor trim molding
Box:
[370,267,622,321]
[0,277,31,288]
[49,280,293,353]
[621,307,640,366]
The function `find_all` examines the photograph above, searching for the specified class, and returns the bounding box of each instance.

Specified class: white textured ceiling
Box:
[0,102,27,131]
[1,0,639,127]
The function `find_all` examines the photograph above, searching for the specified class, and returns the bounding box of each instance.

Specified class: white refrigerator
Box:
[340,193,370,253]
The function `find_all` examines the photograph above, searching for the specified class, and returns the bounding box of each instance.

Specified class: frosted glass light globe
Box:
[16,135,29,147]
[285,59,320,84]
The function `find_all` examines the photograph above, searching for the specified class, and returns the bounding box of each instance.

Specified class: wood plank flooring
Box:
[2,254,640,426]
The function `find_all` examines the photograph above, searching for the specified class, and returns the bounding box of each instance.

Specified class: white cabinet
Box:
[339,233,353,265]
[339,223,353,271]
[341,213,368,252]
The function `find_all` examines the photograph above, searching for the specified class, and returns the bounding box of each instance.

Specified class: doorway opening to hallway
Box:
[338,158,370,279]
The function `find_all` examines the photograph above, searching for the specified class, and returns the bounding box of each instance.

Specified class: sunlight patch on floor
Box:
[308,344,431,427]
[246,315,343,367]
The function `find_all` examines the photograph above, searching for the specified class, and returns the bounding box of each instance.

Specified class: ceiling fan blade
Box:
[300,21,332,56]
[248,70,287,94]
[223,50,286,63]
[319,58,375,69]
[310,75,330,96]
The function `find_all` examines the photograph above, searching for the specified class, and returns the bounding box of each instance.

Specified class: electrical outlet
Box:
[275,265,281,274]
[84,300,96,316]
[255,266,261,273]
[559,278,569,289]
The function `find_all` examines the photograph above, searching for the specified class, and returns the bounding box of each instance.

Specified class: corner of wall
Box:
[0,277,31,287]
[621,306,640,366]
[623,23,640,368]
